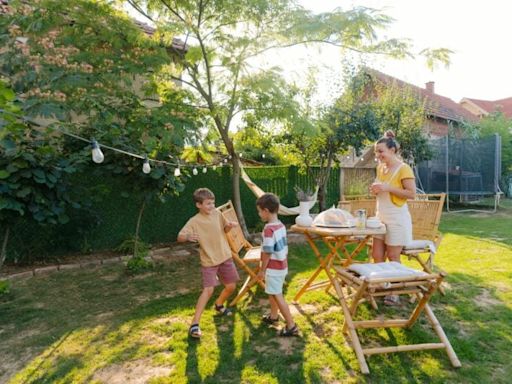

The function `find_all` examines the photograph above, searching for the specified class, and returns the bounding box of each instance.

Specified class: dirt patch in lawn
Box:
[473,289,501,308]
[92,359,173,384]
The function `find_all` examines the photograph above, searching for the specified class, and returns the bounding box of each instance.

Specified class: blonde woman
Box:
[370,130,415,304]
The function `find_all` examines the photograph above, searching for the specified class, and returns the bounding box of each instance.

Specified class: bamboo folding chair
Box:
[402,193,446,275]
[332,262,461,374]
[217,201,264,306]
[338,197,377,218]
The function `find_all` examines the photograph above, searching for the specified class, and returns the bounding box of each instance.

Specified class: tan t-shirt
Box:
[178,210,232,267]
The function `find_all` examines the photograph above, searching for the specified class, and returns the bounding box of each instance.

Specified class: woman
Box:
[370,130,415,303]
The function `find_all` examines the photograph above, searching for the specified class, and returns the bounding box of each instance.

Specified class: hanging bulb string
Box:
[1,109,246,170]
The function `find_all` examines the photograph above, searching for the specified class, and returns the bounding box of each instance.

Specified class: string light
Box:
[91,139,104,163]
[262,153,265,159]
[142,156,151,174]
[192,167,198,175]
[239,152,243,158]
[1,111,231,173]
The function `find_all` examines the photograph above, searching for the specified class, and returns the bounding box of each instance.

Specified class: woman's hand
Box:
[370,182,388,195]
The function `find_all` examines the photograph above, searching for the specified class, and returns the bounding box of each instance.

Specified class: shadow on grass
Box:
[1,243,512,383]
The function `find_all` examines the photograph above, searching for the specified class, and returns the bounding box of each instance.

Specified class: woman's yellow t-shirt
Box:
[376,163,415,207]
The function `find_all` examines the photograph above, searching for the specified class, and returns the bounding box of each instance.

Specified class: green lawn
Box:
[1,200,511,383]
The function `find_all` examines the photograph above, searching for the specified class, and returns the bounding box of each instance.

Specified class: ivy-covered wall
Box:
[6,166,339,263]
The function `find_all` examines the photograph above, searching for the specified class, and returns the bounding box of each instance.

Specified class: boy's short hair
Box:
[193,188,215,203]
[256,193,280,213]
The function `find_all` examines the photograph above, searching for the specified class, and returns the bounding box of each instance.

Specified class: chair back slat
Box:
[407,193,446,242]
[217,200,248,253]
[338,198,377,218]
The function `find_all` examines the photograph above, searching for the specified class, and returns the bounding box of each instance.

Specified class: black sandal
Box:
[262,314,280,325]
[279,324,299,337]
[214,303,233,316]
[189,323,201,338]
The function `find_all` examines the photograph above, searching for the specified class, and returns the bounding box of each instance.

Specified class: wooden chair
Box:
[217,201,264,306]
[332,262,461,374]
[402,193,446,274]
[338,194,446,271]
[338,197,377,218]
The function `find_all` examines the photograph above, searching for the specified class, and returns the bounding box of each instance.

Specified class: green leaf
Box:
[0,170,10,179]
[16,187,31,198]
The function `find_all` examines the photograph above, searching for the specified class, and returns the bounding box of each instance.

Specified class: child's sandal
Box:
[384,295,400,306]
[189,323,201,338]
[214,303,233,316]
[262,314,280,325]
[279,324,299,337]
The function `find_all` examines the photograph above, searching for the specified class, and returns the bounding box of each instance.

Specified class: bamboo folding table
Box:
[290,224,386,302]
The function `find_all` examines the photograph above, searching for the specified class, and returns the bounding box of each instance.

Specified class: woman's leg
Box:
[372,237,386,262]
[385,245,403,262]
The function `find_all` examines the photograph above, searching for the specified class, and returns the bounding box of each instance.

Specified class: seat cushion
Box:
[348,262,426,279]
[403,240,436,254]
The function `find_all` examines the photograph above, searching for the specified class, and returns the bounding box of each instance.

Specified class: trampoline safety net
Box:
[416,134,501,201]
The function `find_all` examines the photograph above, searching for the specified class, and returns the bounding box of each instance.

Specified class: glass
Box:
[356,209,366,229]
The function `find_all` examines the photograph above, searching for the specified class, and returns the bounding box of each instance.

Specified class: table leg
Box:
[293,233,338,302]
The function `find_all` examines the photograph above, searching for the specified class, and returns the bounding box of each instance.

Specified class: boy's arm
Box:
[258,251,270,279]
[224,221,238,232]
[177,220,198,242]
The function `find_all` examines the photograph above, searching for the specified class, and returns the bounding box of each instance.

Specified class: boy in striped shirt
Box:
[256,193,299,337]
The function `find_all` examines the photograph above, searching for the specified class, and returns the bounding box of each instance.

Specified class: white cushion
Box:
[404,240,436,254]
[348,262,426,279]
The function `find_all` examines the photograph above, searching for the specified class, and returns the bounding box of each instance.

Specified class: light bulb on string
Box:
[223,158,228,163]
[228,155,232,159]
[239,153,243,158]
[202,167,207,174]
[91,139,104,164]
[262,153,265,159]
[142,156,151,174]
[213,165,217,171]
[174,167,181,177]
[192,167,198,175]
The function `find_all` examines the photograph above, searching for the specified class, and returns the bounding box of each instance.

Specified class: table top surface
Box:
[290,224,386,237]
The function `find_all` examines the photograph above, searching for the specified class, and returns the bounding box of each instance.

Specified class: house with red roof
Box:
[343,68,479,168]
[459,97,512,119]
[364,68,478,137]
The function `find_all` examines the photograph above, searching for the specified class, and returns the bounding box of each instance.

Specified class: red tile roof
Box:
[365,68,478,123]
[132,20,187,52]
[462,97,512,118]
[0,1,186,52]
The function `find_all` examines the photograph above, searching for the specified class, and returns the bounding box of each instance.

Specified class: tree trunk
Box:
[215,119,250,238]
[134,198,146,257]
[0,226,10,271]
[231,156,250,238]
[317,150,335,211]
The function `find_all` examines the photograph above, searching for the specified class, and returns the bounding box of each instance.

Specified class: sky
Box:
[298,0,512,103]
[126,0,512,106]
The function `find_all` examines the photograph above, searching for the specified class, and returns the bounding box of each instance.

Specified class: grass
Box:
[1,200,511,383]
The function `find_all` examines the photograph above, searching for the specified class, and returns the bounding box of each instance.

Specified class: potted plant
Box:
[294,186,315,226]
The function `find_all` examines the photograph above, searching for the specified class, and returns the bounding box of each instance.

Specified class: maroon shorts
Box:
[201,259,240,288]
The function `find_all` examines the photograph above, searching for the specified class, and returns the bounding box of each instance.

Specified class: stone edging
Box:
[1,233,305,281]
[1,247,193,281]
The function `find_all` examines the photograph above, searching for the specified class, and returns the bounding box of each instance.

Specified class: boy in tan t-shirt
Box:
[177,188,240,338]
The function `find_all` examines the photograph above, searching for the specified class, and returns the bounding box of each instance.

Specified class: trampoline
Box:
[415,134,502,212]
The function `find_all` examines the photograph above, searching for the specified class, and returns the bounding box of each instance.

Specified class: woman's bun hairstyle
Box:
[376,130,399,152]
[384,130,395,139]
